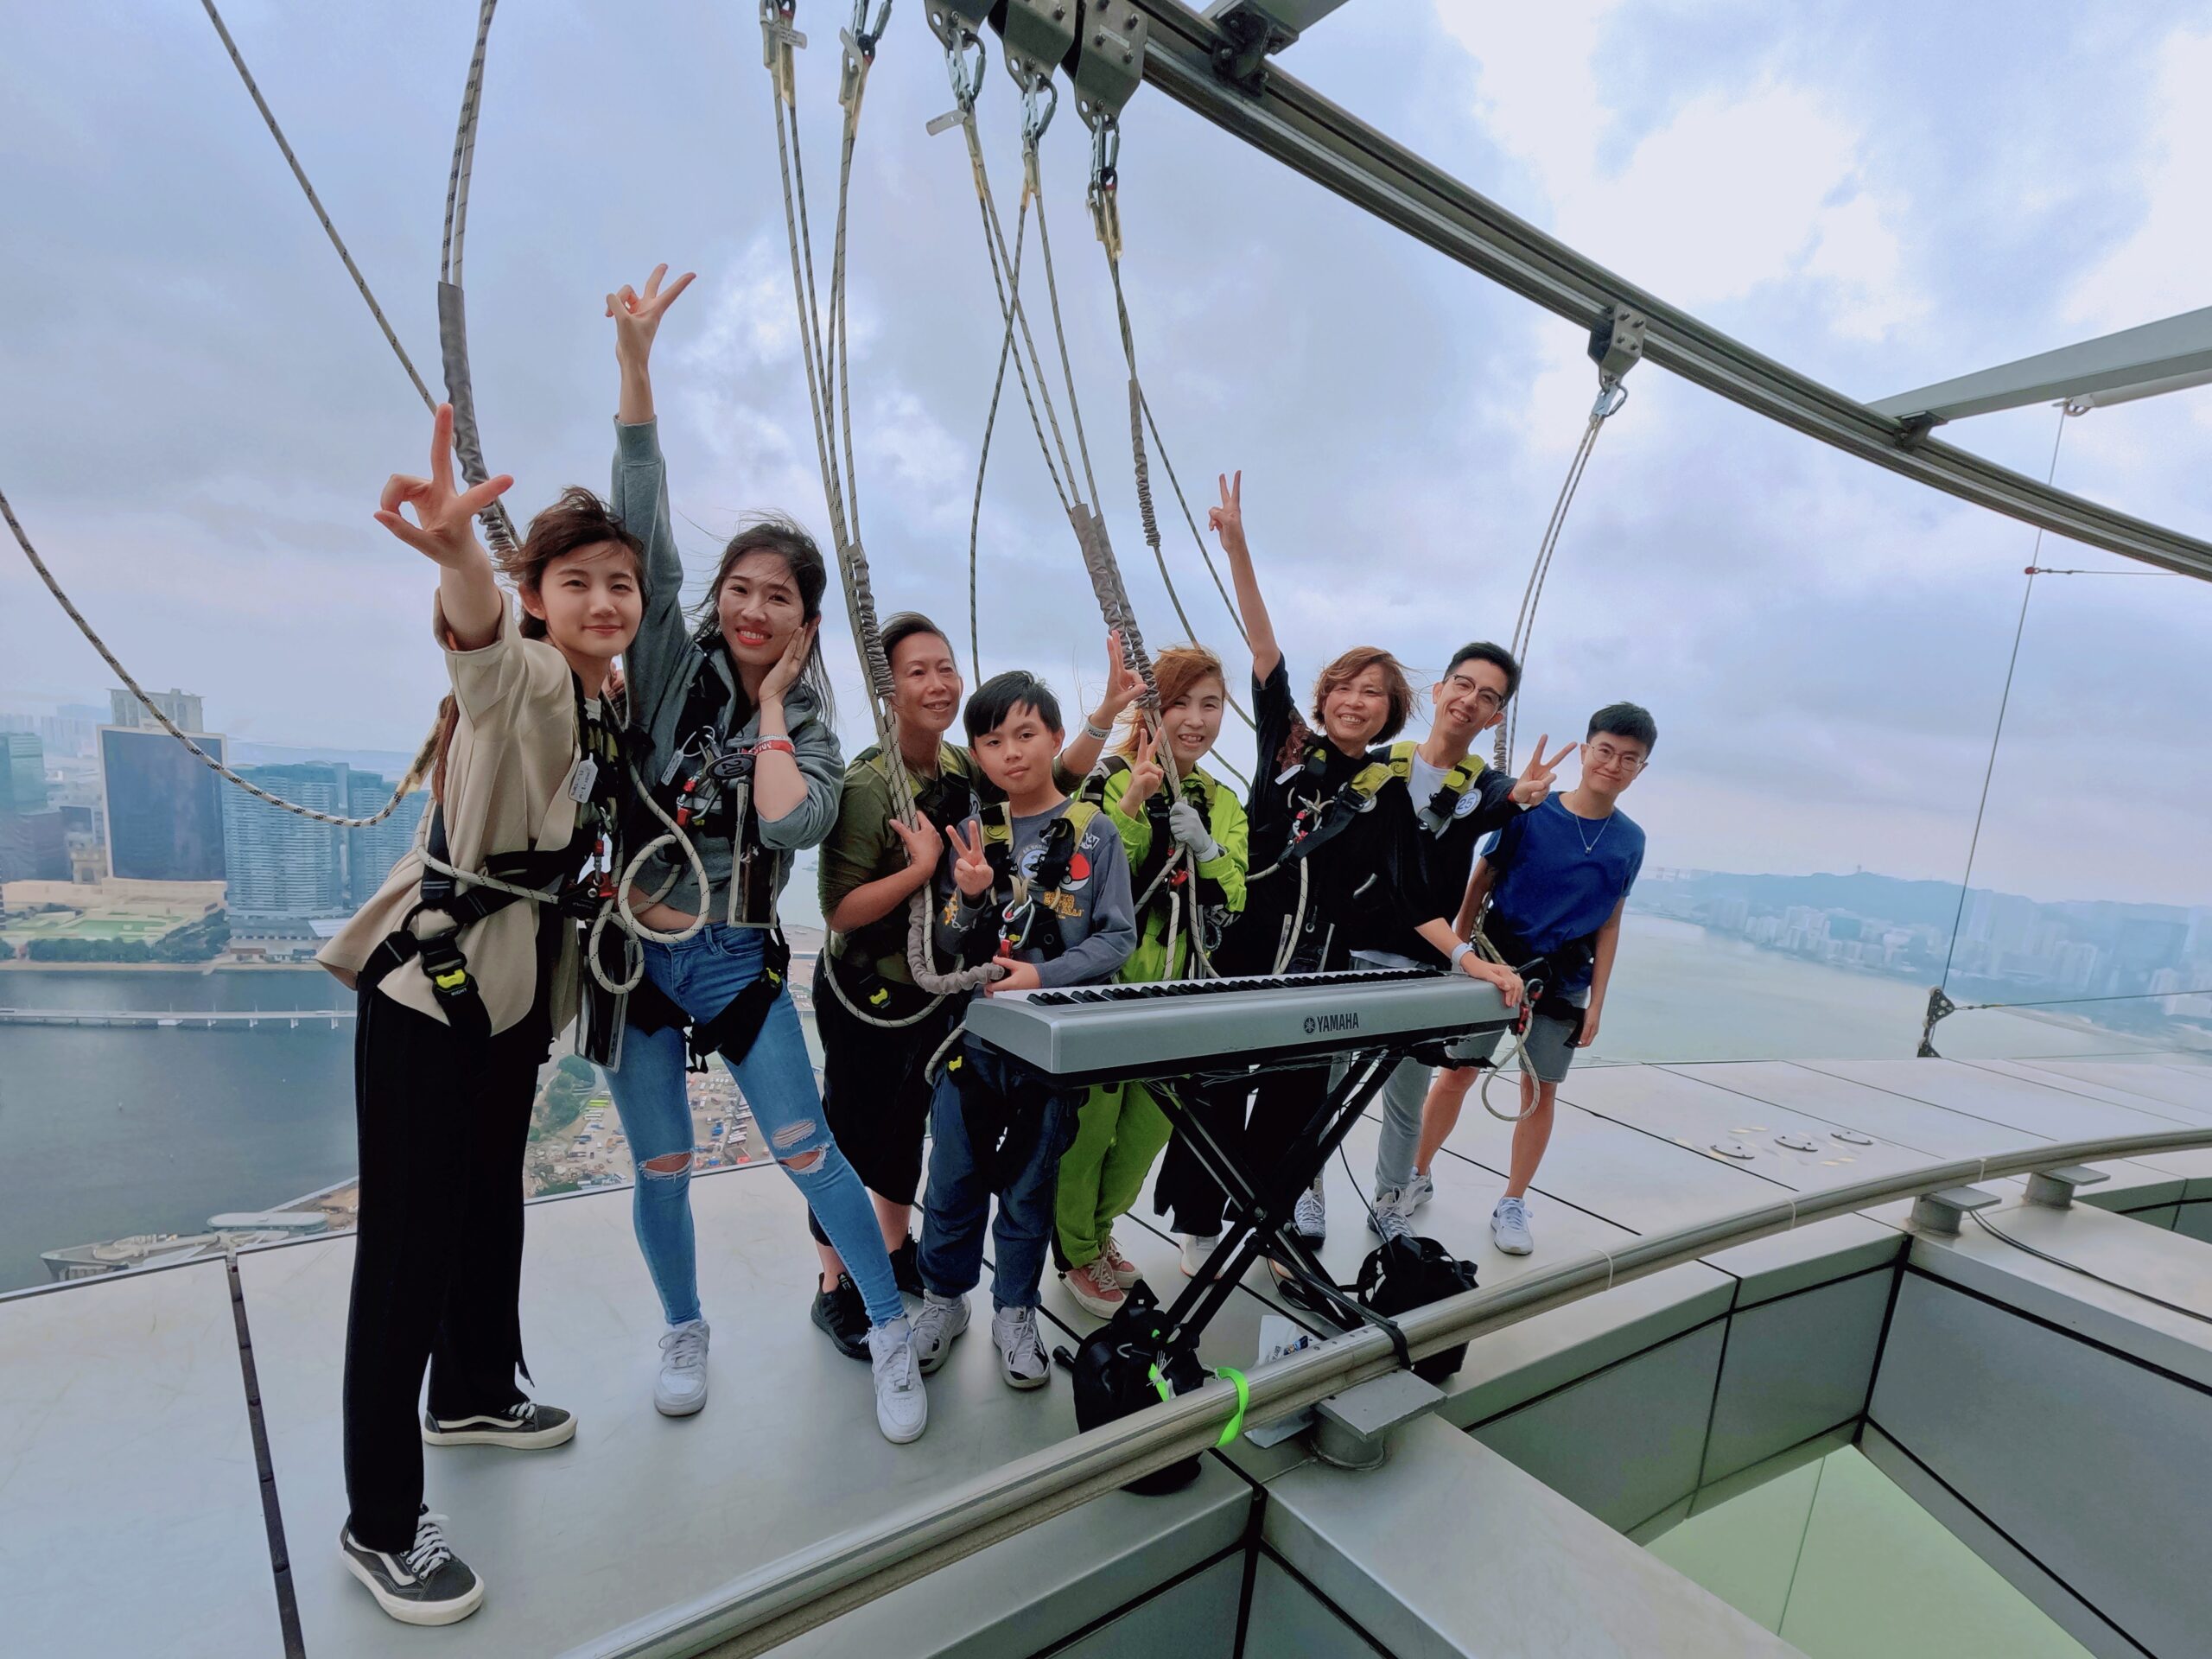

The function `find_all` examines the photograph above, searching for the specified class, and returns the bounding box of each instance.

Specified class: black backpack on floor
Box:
[1356,1236,1480,1384]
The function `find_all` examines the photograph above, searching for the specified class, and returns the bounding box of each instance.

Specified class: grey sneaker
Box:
[1368,1198,1414,1243]
[340,1508,484,1626]
[868,1318,927,1444]
[1177,1231,1221,1277]
[911,1290,971,1375]
[1292,1185,1327,1242]
[991,1303,1052,1390]
[1491,1196,1535,1255]
[654,1319,709,1417]
[422,1398,575,1449]
[1400,1171,1435,1215]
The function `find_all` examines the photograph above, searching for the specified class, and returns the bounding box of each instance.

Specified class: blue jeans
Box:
[607,924,904,1328]
[918,1040,1077,1311]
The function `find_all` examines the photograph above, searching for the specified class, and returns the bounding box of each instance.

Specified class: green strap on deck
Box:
[1148,1362,1250,1448]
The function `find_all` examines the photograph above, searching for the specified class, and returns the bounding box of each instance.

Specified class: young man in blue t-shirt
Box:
[1407,702,1655,1256]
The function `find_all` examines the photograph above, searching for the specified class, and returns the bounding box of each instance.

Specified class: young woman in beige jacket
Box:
[318,404,644,1628]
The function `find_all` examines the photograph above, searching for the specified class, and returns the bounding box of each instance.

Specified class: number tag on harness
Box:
[568,757,599,804]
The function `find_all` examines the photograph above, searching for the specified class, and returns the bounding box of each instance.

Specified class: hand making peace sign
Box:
[947,818,994,899]
[373,404,513,570]
[1207,469,1246,558]
[1509,734,1579,807]
[1122,727,1165,808]
[607,263,696,370]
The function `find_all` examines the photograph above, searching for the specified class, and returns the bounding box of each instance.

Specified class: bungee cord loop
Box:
[1496,305,1644,772]
[766,0,1000,1003]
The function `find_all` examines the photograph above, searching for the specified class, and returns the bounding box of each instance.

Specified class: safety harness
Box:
[958,795,1106,965]
[359,677,627,1047]
[621,639,797,1072]
[1074,755,1231,967]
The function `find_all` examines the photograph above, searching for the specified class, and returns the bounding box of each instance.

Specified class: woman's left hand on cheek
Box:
[759,618,817,704]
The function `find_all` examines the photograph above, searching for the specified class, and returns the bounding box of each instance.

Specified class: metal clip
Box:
[839,27,868,112]
[1073,3,1147,136]
[1587,302,1647,393]
[1001,0,1077,103]
[1087,117,1122,256]
[760,0,805,105]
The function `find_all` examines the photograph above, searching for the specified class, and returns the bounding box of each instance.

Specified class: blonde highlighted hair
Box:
[1113,644,1229,758]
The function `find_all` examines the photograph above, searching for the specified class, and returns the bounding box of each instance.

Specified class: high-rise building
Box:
[219,763,427,918]
[220,765,351,918]
[99,726,227,881]
[0,805,69,882]
[2,733,47,812]
[109,687,204,734]
[346,771,427,905]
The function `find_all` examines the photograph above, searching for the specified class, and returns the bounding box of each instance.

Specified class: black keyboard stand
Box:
[1065,1039,1434,1492]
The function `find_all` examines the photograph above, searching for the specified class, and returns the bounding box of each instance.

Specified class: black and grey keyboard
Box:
[962,968,1511,1084]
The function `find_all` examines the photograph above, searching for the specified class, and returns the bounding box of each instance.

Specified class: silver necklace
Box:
[1567,800,1612,855]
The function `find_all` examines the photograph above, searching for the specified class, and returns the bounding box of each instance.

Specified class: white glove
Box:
[1166,797,1220,863]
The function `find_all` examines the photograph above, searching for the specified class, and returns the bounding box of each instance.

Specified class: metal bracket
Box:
[1208,0,1297,92]
[2024,1165,2112,1211]
[1911,1185,1999,1237]
[1073,2,1149,134]
[1892,410,1945,449]
[1309,1370,1444,1470]
[1588,302,1648,386]
[1002,0,1077,95]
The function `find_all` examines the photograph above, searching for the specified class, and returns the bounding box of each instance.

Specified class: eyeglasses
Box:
[1441,679,1505,713]
[1584,743,1646,773]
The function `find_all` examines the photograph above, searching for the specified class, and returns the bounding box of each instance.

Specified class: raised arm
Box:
[610,263,695,426]
[1059,629,1144,778]
[607,266,697,715]
[373,403,512,652]
[1209,470,1280,683]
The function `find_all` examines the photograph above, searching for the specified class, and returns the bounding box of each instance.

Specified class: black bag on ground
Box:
[1355,1236,1479,1383]
[1067,1283,1207,1496]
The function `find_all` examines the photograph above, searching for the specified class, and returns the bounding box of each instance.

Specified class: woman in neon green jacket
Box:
[1055,645,1249,1316]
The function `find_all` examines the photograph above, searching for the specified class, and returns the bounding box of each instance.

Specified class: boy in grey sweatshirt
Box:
[912,673,1136,1389]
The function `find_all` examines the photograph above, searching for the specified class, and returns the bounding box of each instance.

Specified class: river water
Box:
[0,918,2192,1293]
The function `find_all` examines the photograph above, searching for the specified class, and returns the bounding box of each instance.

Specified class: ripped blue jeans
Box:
[606,924,904,1328]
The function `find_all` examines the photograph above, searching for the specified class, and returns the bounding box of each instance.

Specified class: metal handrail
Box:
[575,1125,2212,1657]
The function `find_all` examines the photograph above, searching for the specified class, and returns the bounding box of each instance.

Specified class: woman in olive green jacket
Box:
[1054,645,1249,1315]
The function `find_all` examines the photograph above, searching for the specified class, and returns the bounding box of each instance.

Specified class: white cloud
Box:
[2064,27,2212,336]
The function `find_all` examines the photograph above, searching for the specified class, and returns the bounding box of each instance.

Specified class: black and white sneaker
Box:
[811,1272,872,1360]
[340,1508,485,1626]
[421,1398,575,1449]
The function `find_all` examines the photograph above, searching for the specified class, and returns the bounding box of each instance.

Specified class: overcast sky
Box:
[3,1,2208,912]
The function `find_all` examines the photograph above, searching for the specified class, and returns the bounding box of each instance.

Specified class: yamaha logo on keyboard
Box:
[1303,1012,1360,1034]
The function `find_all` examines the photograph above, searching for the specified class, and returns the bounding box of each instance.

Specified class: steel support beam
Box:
[1871,303,2212,422]
[1104,0,2212,582]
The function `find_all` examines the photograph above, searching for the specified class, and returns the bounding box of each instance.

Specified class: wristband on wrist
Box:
[1449,940,1476,968]
[744,736,797,758]
[1083,716,1113,741]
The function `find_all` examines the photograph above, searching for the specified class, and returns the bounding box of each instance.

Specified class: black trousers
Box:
[342,987,546,1553]
[1153,1065,1332,1239]
[806,954,960,1248]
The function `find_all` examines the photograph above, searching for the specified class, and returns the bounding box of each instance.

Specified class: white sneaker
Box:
[1178,1232,1222,1277]
[1062,1258,1125,1319]
[911,1290,970,1375]
[1292,1185,1326,1242]
[654,1319,709,1417]
[1491,1196,1535,1255]
[868,1318,928,1444]
[991,1303,1052,1389]
[1400,1171,1435,1215]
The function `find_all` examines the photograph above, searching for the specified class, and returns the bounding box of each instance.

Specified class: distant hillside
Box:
[1643,871,1986,930]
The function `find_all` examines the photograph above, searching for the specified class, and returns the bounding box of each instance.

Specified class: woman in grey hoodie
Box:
[600,266,924,1446]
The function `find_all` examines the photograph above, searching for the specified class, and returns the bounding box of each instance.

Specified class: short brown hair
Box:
[499,486,646,643]
[1277,646,1414,770]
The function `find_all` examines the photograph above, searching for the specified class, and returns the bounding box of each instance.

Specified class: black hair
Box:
[964,671,1063,742]
[1445,640,1521,702]
[692,514,836,724]
[881,611,952,667]
[1587,701,1657,752]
